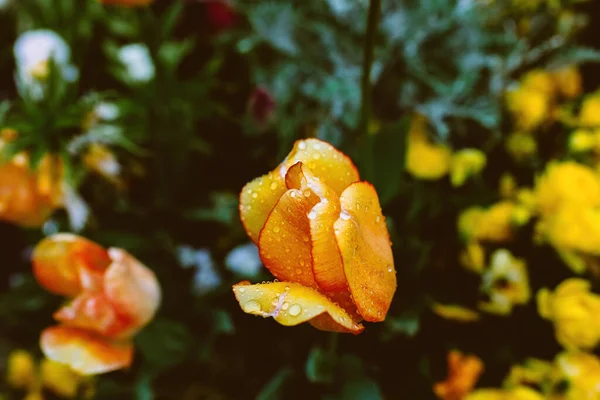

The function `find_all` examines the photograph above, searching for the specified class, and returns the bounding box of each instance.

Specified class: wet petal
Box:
[104,248,161,335]
[239,171,286,243]
[283,139,360,195]
[40,326,133,375]
[53,292,133,338]
[334,182,396,322]
[32,233,110,297]
[258,188,319,287]
[232,281,363,334]
[285,162,348,292]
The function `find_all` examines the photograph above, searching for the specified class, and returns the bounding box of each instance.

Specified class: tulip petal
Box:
[103,248,161,336]
[334,182,396,322]
[32,234,111,297]
[232,281,363,334]
[285,162,348,292]
[283,139,360,195]
[40,326,133,375]
[258,188,319,287]
[53,292,133,338]
[239,171,286,243]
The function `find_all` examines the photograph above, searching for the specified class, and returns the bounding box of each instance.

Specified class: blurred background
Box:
[1,0,600,399]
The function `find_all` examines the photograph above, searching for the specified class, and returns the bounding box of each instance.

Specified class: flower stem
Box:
[359,0,381,180]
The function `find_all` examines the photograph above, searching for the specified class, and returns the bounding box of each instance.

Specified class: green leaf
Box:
[384,312,421,338]
[159,1,184,41]
[341,379,383,400]
[370,118,410,206]
[256,367,294,400]
[136,318,193,371]
[134,374,154,400]
[306,347,336,384]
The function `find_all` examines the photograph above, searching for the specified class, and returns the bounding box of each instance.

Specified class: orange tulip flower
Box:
[98,0,153,6]
[234,139,396,334]
[434,351,484,400]
[0,139,64,227]
[32,234,161,375]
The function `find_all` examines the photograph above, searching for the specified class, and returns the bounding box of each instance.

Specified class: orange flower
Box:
[0,149,64,227]
[434,351,484,400]
[98,0,152,6]
[234,139,396,334]
[32,234,161,375]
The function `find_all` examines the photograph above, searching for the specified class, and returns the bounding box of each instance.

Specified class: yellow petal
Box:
[334,182,396,322]
[285,162,348,292]
[32,234,110,297]
[103,248,161,336]
[432,303,480,322]
[232,281,363,334]
[40,358,82,398]
[40,326,133,375]
[6,350,36,389]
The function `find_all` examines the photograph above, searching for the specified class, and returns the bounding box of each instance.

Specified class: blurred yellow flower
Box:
[506,70,554,131]
[450,149,487,187]
[83,143,123,188]
[40,359,86,398]
[432,303,480,322]
[552,351,600,399]
[405,115,451,180]
[569,129,596,152]
[504,358,552,388]
[479,249,531,315]
[7,350,37,389]
[552,65,582,99]
[538,279,600,350]
[499,174,517,198]
[505,132,537,161]
[465,387,544,400]
[434,350,484,400]
[579,91,600,128]
[458,202,516,243]
[460,242,486,274]
[544,206,600,257]
[534,161,600,217]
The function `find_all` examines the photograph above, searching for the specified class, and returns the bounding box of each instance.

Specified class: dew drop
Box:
[289,304,302,317]
[238,288,246,293]
[295,268,303,275]
[252,192,258,199]
[273,226,281,233]
[340,210,351,220]
[376,215,381,223]
[303,190,311,198]
[270,181,278,190]
[355,202,360,210]
[242,300,262,313]
[387,265,393,273]
[282,302,290,310]
[298,141,307,150]
[312,153,321,160]
[308,211,317,220]
[290,191,296,198]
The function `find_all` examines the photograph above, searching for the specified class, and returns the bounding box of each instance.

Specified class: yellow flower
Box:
[460,242,486,274]
[405,115,451,180]
[552,351,600,399]
[479,249,530,315]
[464,389,505,400]
[552,65,582,99]
[499,174,517,198]
[538,279,600,350]
[83,143,123,188]
[506,70,553,131]
[458,202,516,243]
[579,92,600,128]
[505,132,537,161]
[465,387,544,400]
[6,350,37,389]
[569,129,596,152]
[504,358,553,388]
[432,303,480,322]
[434,351,484,400]
[40,358,84,398]
[544,206,600,257]
[534,161,600,217]
[450,149,487,187]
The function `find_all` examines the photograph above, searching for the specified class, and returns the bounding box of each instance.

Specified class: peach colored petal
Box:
[40,326,133,375]
[232,281,363,334]
[282,139,360,195]
[258,188,319,288]
[103,248,161,335]
[239,171,287,243]
[53,292,133,338]
[32,234,110,297]
[334,182,396,322]
[285,162,348,292]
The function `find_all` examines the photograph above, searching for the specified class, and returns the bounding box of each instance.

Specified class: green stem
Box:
[328,332,339,358]
[359,0,381,181]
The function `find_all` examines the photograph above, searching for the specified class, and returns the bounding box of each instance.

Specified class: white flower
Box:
[177,246,222,294]
[95,102,120,121]
[117,44,155,83]
[13,29,78,100]
[225,242,263,278]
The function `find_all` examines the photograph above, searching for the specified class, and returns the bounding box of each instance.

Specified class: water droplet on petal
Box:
[270,181,278,190]
[289,304,302,317]
[340,211,351,220]
[387,265,393,272]
[295,268,303,275]
[242,300,262,313]
[308,211,317,220]
[303,190,311,198]
[273,226,280,233]
[238,287,246,293]
[290,191,296,198]
[376,215,381,223]
[298,141,307,150]
[282,302,290,310]
[252,192,258,199]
